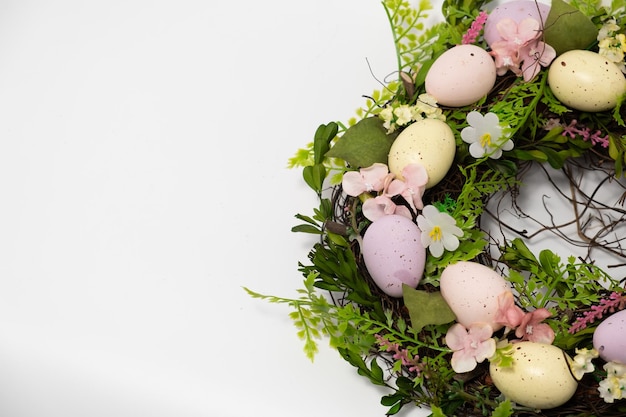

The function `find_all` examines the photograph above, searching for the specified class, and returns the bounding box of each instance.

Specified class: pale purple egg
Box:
[593,309,626,363]
[362,214,426,298]
[484,0,551,47]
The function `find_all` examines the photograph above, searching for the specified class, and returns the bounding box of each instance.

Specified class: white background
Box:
[0,1,434,416]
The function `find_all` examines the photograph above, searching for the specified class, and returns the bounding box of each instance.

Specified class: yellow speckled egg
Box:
[548,50,626,112]
[490,342,578,409]
[388,118,455,188]
[425,44,497,107]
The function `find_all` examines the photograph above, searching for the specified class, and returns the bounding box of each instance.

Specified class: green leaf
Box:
[313,122,338,165]
[430,404,448,417]
[403,285,456,332]
[491,399,514,417]
[543,0,598,55]
[302,163,326,193]
[291,224,322,234]
[325,117,397,168]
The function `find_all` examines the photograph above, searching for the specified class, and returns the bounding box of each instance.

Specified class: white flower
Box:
[569,348,598,380]
[461,111,513,159]
[416,205,463,257]
[606,361,626,377]
[599,361,626,403]
[599,375,626,403]
[394,105,413,126]
[380,106,395,132]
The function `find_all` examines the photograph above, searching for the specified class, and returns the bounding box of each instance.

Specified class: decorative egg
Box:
[548,50,626,112]
[593,309,626,363]
[440,261,510,330]
[490,342,578,409]
[387,118,455,189]
[425,44,496,107]
[484,0,551,47]
[361,214,426,298]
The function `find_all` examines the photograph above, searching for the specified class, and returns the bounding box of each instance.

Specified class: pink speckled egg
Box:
[593,309,626,363]
[484,0,551,47]
[425,44,496,107]
[440,261,511,330]
[361,214,426,298]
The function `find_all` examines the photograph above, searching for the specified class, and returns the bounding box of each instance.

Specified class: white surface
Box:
[0,1,432,416]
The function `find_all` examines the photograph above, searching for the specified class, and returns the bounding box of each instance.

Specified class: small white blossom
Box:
[416,205,463,257]
[569,348,599,380]
[393,105,413,126]
[461,111,513,159]
[599,361,626,403]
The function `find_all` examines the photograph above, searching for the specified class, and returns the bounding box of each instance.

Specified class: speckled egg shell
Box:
[490,342,578,409]
[387,118,455,189]
[440,261,510,330]
[361,214,426,298]
[484,0,551,47]
[425,44,496,107]
[548,50,626,112]
[593,309,626,363]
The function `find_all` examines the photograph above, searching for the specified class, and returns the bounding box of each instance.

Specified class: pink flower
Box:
[362,195,412,222]
[445,323,496,373]
[515,308,555,344]
[570,292,626,333]
[342,163,391,197]
[496,17,540,48]
[488,18,556,82]
[462,11,489,45]
[520,41,556,82]
[495,291,525,331]
[386,163,429,212]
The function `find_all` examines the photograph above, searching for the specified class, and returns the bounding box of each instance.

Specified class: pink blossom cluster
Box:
[375,334,422,374]
[569,292,626,334]
[489,18,556,82]
[495,291,555,343]
[462,11,489,45]
[342,162,428,221]
[562,119,610,148]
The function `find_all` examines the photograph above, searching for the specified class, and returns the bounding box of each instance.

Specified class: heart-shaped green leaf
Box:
[543,0,598,55]
[403,285,456,332]
[325,117,397,168]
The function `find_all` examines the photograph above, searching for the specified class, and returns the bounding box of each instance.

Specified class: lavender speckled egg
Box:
[490,342,578,409]
[440,261,511,330]
[361,214,426,298]
[425,44,496,107]
[593,309,626,363]
[548,50,626,112]
[484,0,551,47]
[387,118,455,188]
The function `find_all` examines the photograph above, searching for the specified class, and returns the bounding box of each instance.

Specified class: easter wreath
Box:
[246,0,626,415]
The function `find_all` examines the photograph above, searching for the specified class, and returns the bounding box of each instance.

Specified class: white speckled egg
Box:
[484,0,550,47]
[490,342,578,409]
[425,44,496,107]
[593,309,626,363]
[548,50,626,112]
[388,118,455,188]
[440,261,510,330]
[361,214,426,298]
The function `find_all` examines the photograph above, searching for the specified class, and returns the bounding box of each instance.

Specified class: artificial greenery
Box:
[248,0,626,415]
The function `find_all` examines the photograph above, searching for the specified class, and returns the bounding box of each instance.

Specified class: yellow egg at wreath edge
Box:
[388,118,456,189]
[489,341,578,410]
[547,49,626,112]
